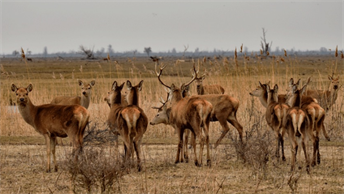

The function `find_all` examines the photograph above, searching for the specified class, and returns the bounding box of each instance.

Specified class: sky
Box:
[1,0,343,55]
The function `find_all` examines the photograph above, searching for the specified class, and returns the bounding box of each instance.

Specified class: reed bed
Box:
[0,54,343,193]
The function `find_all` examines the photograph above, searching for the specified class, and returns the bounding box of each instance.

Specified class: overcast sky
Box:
[1,0,343,55]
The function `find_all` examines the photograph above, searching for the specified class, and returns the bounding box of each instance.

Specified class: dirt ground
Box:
[1,141,343,193]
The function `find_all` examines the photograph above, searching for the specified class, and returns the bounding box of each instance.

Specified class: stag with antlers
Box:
[153,63,213,167]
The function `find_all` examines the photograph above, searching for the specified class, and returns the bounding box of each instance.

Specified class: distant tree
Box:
[171,48,177,55]
[319,47,327,53]
[260,28,272,55]
[108,44,114,55]
[26,48,32,56]
[194,47,199,54]
[80,45,95,59]
[43,47,48,58]
[12,50,19,57]
[144,47,152,57]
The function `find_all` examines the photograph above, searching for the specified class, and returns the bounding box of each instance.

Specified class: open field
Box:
[1,55,343,193]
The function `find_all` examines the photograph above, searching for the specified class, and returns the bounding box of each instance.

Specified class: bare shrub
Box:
[61,123,124,193]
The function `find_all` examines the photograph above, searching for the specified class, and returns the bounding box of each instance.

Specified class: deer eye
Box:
[157,114,160,117]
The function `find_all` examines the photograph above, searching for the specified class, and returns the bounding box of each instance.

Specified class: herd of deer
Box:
[11,63,340,174]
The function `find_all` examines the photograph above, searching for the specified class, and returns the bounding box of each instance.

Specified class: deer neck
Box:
[110,92,123,108]
[328,89,338,105]
[196,84,204,95]
[17,98,37,128]
[80,94,91,109]
[258,91,269,108]
[126,90,139,106]
[287,92,301,108]
[170,90,183,105]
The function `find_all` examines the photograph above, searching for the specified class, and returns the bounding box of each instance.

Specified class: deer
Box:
[250,79,330,141]
[284,108,311,172]
[264,83,290,161]
[194,74,225,95]
[181,79,244,148]
[282,91,312,172]
[103,53,110,62]
[304,74,341,111]
[11,84,90,173]
[249,81,287,107]
[286,79,329,166]
[51,79,96,109]
[150,93,193,163]
[154,63,213,167]
[105,81,148,171]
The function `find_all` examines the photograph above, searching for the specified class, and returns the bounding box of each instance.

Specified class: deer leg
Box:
[44,134,51,173]
[274,130,280,160]
[192,132,200,167]
[301,136,310,174]
[50,136,58,172]
[281,128,286,161]
[175,129,184,164]
[184,129,190,163]
[322,122,330,141]
[290,139,298,172]
[205,123,211,167]
[229,115,244,142]
[214,119,230,149]
[133,140,142,172]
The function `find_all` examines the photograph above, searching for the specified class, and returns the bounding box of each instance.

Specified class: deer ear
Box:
[90,80,96,86]
[126,80,132,90]
[138,80,144,91]
[289,78,294,87]
[265,84,270,92]
[171,84,176,91]
[119,82,125,89]
[274,84,278,93]
[112,81,118,90]
[259,81,264,88]
[27,84,33,92]
[11,84,18,92]
[328,75,333,81]
[295,79,300,86]
[201,75,206,81]
[78,80,84,86]
[301,84,307,95]
[292,85,297,93]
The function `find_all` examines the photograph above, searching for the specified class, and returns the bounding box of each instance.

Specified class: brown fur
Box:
[11,84,89,172]
[195,75,225,95]
[106,81,148,171]
[305,75,340,111]
[265,84,289,161]
[51,80,95,109]
[286,82,328,166]
[249,82,286,108]
[284,107,312,172]
[183,86,243,148]
[168,84,213,166]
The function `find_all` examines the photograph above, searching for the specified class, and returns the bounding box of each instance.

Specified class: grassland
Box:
[0,54,343,193]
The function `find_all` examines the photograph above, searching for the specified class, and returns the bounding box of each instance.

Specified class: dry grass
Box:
[0,55,343,193]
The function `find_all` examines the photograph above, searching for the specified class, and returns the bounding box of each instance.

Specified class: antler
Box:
[183,63,199,87]
[151,92,169,110]
[155,63,171,89]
